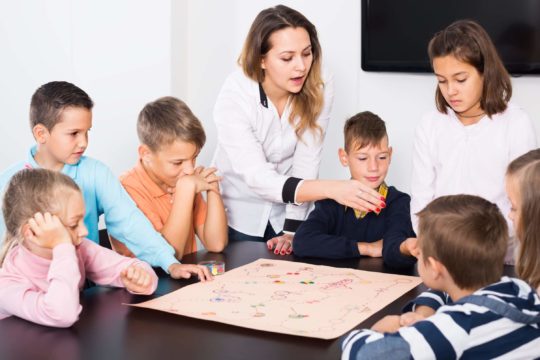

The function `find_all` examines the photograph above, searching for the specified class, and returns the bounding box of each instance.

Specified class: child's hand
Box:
[358,239,383,257]
[121,265,154,294]
[399,311,426,327]
[177,171,214,194]
[25,212,72,249]
[371,315,401,333]
[400,237,418,257]
[168,263,213,282]
[267,234,293,255]
[330,180,384,213]
[194,166,221,193]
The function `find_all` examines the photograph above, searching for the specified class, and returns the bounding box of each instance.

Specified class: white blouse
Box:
[212,69,334,237]
[410,102,537,234]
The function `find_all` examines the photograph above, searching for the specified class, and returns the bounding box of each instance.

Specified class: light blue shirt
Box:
[0,146,178,272]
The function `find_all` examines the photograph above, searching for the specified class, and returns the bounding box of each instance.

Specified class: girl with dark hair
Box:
[411,20,537,262]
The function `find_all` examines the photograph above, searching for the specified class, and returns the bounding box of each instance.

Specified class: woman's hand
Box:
[328,180,384,213]
[267,233,293,255]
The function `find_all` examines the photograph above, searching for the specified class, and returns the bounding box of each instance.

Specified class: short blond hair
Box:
[137,96,205,152]
[417,195,507,289]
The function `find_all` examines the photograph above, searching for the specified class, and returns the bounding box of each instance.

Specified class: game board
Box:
[131,259,422,339]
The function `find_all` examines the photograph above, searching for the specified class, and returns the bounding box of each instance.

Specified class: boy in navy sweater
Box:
[293,111,416,268]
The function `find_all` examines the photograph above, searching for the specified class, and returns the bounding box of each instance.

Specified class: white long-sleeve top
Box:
[212,69,334,236]
[411,103,537,233]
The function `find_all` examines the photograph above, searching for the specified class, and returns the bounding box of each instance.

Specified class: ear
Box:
[261,57,266,70]
[388,146,393,163]
[32,124,50,144]
[138,144,152,164]
[427,256,445,280]
[21,224,34,242]
[338,148,349,167]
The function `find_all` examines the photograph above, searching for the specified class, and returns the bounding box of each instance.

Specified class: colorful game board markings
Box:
[260,263,275,267]
[300,280,314,285]
[251,303,266,317]
[273,280,285,284]
[201,311,216,316]
[267,274,281,279]
[288,307,309,319]
[286,272,300,275]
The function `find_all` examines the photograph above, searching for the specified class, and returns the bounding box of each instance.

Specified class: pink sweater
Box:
[0,240,158,327]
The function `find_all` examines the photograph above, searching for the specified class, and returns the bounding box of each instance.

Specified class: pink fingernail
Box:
[274,250,279,254]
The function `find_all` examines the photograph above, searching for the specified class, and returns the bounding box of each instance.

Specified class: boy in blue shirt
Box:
[0,81,210,280]
[293,111,416,268]
[342,195,540,359]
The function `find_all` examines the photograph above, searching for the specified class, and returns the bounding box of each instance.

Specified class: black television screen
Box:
[361,0,540,74]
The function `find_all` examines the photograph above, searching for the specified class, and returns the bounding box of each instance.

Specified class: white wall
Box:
[1,0,539,194]
[173,0,540,193]
[0,0,171,176]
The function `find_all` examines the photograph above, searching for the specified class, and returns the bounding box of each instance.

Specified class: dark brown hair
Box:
[0,169,81,266]
[506,149,540,289]
[428,20,511,117]
[137,96,206,152]
[238,4,324,138]
[343,111,388,152]
[30,81,94,131]
[417,194,507,289]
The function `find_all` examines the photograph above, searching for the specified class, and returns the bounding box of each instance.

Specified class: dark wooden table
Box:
[1,241,506,360]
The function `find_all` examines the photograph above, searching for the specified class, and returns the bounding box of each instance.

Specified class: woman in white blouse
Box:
[212,5,384,254]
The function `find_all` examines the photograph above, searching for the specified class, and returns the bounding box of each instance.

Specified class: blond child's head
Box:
[416,195,507,291]
[339,111,392,189]
[506,149,540,289]
[30,81,94,169]
[137,97,206,188]
[0,169,87,265]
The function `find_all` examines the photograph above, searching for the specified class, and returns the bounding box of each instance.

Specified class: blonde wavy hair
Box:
[506,149,540,289]
[0,169,80,266]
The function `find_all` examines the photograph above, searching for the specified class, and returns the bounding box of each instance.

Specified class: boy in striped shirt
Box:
[342,195,540,359]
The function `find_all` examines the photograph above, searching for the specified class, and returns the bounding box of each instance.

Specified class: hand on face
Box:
[24,212,73,249]
[177,166,221,194]
[194,166,221,193]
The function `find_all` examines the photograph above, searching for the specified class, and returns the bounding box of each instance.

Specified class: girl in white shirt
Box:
[411,20,537,262]
[213,5,384,254]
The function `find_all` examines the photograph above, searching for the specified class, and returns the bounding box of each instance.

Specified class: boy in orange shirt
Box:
[111,97,227,259]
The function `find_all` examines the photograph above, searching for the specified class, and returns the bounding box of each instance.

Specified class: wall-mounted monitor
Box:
[361,0,540,74]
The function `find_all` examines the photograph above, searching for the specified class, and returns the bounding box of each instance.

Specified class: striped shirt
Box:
[342,277,540,359]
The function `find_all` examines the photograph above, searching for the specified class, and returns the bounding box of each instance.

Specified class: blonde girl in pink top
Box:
[0,169,158,327]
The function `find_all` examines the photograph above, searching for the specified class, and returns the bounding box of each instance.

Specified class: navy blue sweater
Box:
[293,186,416,269]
